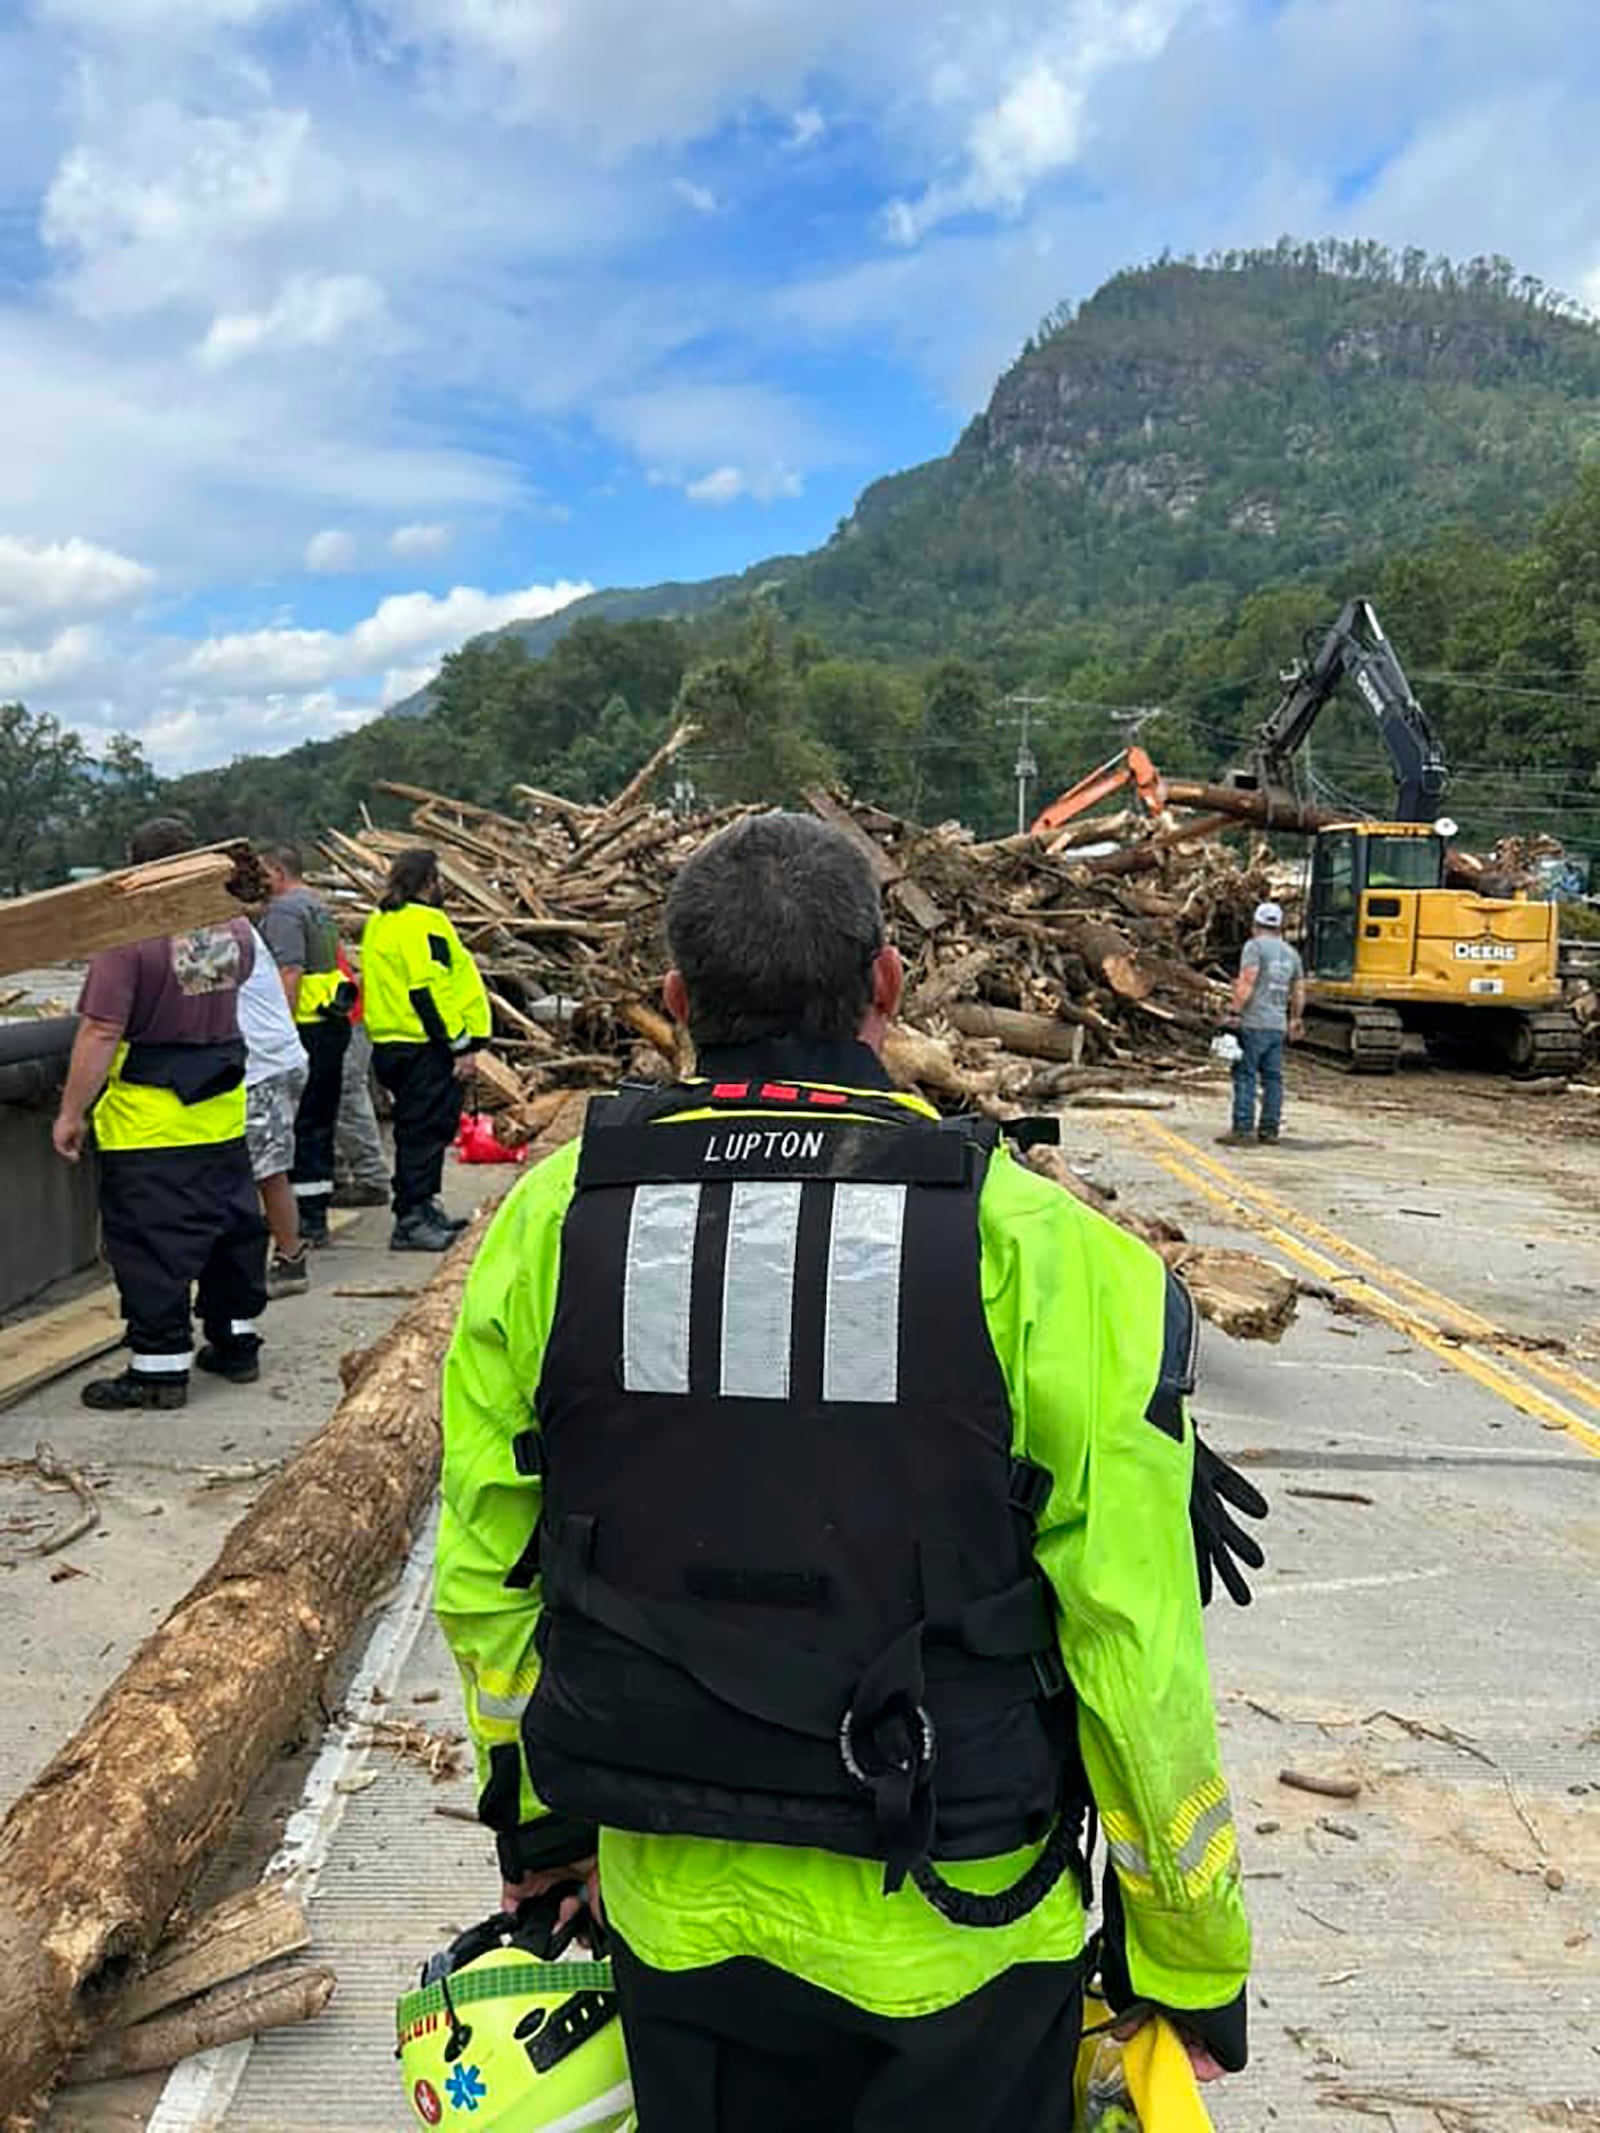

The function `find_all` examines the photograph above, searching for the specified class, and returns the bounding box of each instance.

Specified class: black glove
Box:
[1190,1436,1268,1607]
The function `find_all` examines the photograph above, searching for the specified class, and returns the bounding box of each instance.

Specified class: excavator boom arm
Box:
[1255,599,1448,822]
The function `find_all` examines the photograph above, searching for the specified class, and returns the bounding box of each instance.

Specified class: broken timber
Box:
[0,845,266,980]
[0,1204,503,2127]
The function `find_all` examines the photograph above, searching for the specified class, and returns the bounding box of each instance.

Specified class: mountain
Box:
[780,240,1600,653]
[417,240,1600,680]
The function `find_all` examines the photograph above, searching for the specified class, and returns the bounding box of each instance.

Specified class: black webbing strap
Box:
[910,1803,1082,1929]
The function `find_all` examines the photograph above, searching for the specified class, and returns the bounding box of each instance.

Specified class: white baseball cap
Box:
[1253,900,1284,928]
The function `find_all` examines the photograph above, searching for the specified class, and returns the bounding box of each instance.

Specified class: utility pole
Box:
[1005,693,1050,834]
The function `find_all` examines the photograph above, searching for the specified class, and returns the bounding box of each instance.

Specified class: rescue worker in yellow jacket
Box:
[52,817,268,1409]
[438,813,1257,2130]
[361,847,490,1253]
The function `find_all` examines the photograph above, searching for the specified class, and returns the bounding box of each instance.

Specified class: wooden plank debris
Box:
[0,845,267,979]
[111,1883,310,2029]
[0,1201,509,2122]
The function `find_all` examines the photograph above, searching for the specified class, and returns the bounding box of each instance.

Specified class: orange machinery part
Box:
[1031,745,1168,835]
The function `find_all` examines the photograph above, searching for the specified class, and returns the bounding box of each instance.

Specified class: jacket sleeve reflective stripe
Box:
[976,1145,1250,2021]
[436,1143,584,1839]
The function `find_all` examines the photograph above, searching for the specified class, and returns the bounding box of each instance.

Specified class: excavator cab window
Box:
[1364,836,1444,892]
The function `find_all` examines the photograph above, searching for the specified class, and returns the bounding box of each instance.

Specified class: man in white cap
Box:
[1219,901,1305,1146]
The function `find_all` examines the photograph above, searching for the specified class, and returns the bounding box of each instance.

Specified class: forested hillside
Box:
[14,241,1600,877]
[161,460,1600,862]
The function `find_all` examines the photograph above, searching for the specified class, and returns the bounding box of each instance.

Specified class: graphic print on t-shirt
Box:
[171,925,244,996]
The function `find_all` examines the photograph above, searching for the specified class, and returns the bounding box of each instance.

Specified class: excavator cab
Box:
[1306,824,1446,981]
[1301,820,1577,1074]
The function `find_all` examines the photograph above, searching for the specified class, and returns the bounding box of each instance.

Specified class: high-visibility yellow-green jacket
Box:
[437,1071,1249,2048]
[361,902,491,1051]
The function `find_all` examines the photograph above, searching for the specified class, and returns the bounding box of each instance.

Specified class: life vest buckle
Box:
[838,1698,937,1789]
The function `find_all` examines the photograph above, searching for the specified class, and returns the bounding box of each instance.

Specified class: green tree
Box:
[0,703,92,893]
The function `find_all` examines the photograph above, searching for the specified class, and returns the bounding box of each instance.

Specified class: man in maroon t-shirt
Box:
[54,818,269,1410]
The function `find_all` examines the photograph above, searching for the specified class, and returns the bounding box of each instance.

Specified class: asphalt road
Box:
[39,1070,1600,2133]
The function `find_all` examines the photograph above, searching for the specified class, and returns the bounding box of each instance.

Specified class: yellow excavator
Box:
[1231,600,1582,1075]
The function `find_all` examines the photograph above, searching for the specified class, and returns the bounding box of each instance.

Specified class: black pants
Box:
[612,1934,1084,2133]
[99,1141,269,1373]
[372,1042,463,1218]
[291,1016,351,1229]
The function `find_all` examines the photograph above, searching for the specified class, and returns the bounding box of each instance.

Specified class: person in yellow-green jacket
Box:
[361,846,491,1253]
[438,813,1260,2131]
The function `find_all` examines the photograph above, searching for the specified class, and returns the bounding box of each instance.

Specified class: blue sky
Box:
[2,0,1599,771]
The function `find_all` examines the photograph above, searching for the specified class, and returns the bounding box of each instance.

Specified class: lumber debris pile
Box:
[312,753,1280,1131]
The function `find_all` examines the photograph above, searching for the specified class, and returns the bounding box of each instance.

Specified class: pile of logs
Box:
[311,737,1283,1121]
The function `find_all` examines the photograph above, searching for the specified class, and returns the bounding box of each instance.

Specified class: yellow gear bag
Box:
[1075,1997,1215,2133]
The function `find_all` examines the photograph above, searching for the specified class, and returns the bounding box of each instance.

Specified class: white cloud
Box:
[0,534,153,636]
[0,625,110,697]
[672,177,719,216]
[389,521,455,560]
[887,0,1189,242]
[42,106,336,320]
[684,464,804,506]
[198,273,388,370]
[304,528,358,574]
[788,107,827,150]
[179,579,593,694]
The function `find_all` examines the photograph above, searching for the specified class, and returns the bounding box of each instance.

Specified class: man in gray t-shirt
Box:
[1220,901,1305,1146]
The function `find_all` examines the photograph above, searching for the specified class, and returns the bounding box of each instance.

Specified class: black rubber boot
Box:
[392,1210,457,1253]
[426,1198,470,1235]
[82,1369,188,1411]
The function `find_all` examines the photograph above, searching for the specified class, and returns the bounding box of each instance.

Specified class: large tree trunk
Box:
[0,1206,501,2127]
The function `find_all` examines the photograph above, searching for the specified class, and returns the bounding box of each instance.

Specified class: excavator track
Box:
[1506,1011,1587,1079]
[1302,1003,1405,1074]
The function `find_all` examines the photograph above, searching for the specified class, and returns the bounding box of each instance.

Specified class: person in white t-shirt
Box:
[239,924,311,1295]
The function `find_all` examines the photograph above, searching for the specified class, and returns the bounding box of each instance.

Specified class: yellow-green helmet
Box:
[397,1898,634,2132]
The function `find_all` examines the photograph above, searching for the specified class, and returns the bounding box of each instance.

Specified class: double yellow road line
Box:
[1108,1114,1600,1457]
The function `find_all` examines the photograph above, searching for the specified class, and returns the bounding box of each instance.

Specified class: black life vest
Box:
[518,1079,1090,1925]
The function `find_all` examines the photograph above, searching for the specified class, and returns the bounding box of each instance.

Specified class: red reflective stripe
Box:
[807,1090,849,1106]
[759,1083,800,1101]
[711,1083,750,1099]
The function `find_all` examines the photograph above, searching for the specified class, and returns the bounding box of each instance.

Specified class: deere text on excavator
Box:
[1230,599,1580,1075]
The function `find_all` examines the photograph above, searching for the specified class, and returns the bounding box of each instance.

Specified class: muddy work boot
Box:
[1214,1129,1255,1147]
[391,1208,458,1253]
[1257,1127,1281,1145]
[196,1343,262,1385]
[267,1246,311,1298]
[82,1368,187,1410]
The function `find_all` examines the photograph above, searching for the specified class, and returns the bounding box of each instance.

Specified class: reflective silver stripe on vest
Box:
[622,1183,700,1393]
[822,1182,905,1405]
[721,1181,803,1400]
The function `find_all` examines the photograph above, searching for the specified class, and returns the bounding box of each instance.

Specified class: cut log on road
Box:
[0,1203,504,2128]
[111,1882,309,2029]
[1160,1244,1299,1345]
[0,845,265,979]
[64,1965,337,2086]
[949,1002,1111,1060]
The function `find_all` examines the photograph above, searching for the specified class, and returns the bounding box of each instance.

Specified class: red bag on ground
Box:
[454,1112,527,1165]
